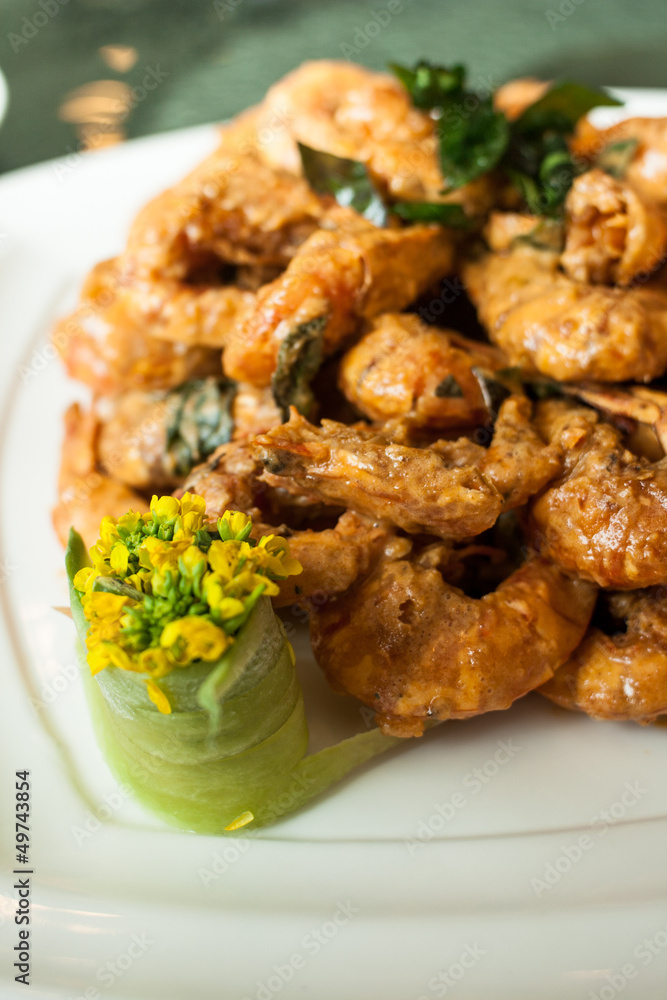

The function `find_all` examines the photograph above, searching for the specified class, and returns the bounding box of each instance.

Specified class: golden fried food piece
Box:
[561,168,667,285]
[52,403,148,550]
[493,77,550,120]
[95,378,280,491]
[54,258,250,395]
[572,116,667,209]
[463,241,667,382]
[223,208,456,387]
[256,60,496,213]
[530,399,667,589]
[540,589,667,723]
[338,313,506,429]
[124,139,324,280]
[310,549,597,736]
[254,397,561,538]
[181,442,393,607]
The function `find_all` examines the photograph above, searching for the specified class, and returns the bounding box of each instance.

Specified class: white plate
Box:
[2,91,667,1000]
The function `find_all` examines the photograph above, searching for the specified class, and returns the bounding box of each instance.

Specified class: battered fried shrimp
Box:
[530,399,667,589]
[96,378,280,491]
[572,116,667,209]
[338,313,506,429]
[124,141,324,280]
[256,60,496,212]
[254,397,561,538]
[310,549,596,736]
[463,241,667,382]
[560,168,667,285]
[52,403,148,551]
[223,208,456,386]
[540,589,667,723]
[180,443,393,606]
[54,258,250,395]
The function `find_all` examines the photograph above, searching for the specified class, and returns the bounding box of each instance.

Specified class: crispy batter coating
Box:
[54,258,247,395]
[561,168,667,286]
[181,442,392,606]
[256,60,496,213]
[254,397,561,537]
[52,403,148,550]
[124,138,324,279]
[530,399,667,589]
[338,313,506,429]
[540,589,667,722]
[222,208,456,386]
[572,116,667,209]
[310,551,597,736]
[463,241,667,382]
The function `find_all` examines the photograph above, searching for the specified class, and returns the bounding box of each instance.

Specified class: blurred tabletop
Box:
[0,0,666,174]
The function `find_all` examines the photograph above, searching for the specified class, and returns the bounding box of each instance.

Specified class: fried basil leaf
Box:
[595,138,639,179]
[298,143,388,226]
[271,315,327,419]
[513,81,622,136]
[165,377,237,477]
[434,374,464,398]
[512,217,566,252]
[471,367,512,417]
[390,60,465,110]
[392,200,470,227]
[439,99,510,190]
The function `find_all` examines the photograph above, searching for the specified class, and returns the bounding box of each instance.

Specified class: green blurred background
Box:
[1,0,666,174]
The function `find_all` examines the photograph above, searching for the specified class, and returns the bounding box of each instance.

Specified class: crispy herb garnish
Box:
[298,142,471,229]
[471,367,512,416]
[391,62,622,216]
[298,143,388,226]
[513,217,566,252]
[271,315,327,419]
[595,138,639,179]
[434,374,464,398]
[165,377,237,476]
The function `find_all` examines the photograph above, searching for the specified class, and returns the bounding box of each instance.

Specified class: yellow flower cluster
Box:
[73,495,302,713]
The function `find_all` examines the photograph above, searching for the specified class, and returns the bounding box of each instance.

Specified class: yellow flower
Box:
[150,495,180,524]
[207,539,244,581]
[140,536,190,573]
[218,510,253,542]
[160,615,231,665]
[178,544,207,582]
[73,566,99,595]
[257,535,302,578]
[87,640,137,675]
[109,542,129,575]
[174,492,209,540]
[137,647,174,679]
[145,678,172,714]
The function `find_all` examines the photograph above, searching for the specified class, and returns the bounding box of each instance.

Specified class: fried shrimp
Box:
[572,116,667,209]
[254,396,561,538]
[530,399,667,589]
[222,208,457,387]
[560,168,667,286]
[180,442,393,607]
[310,548,597,736]
[338,312,506,429]
[540,589,667,723]
[53,403,148,551]
[54,258,251,395]
[463,240,667,382]
[256,60,496,212]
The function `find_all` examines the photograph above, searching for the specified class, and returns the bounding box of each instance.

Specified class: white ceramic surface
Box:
[1,92,667,1000]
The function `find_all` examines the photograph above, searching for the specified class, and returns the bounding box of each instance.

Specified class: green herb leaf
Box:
[298,143,388,226]
[439,99,510,190]
[392,200,470,227]
[165,377,237,477]
[595,138,639,179]
[390,60,465,110]
[271,315,327,419]
[512,218,565,252]
[434,374,464,398]
[514,81,621,135]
